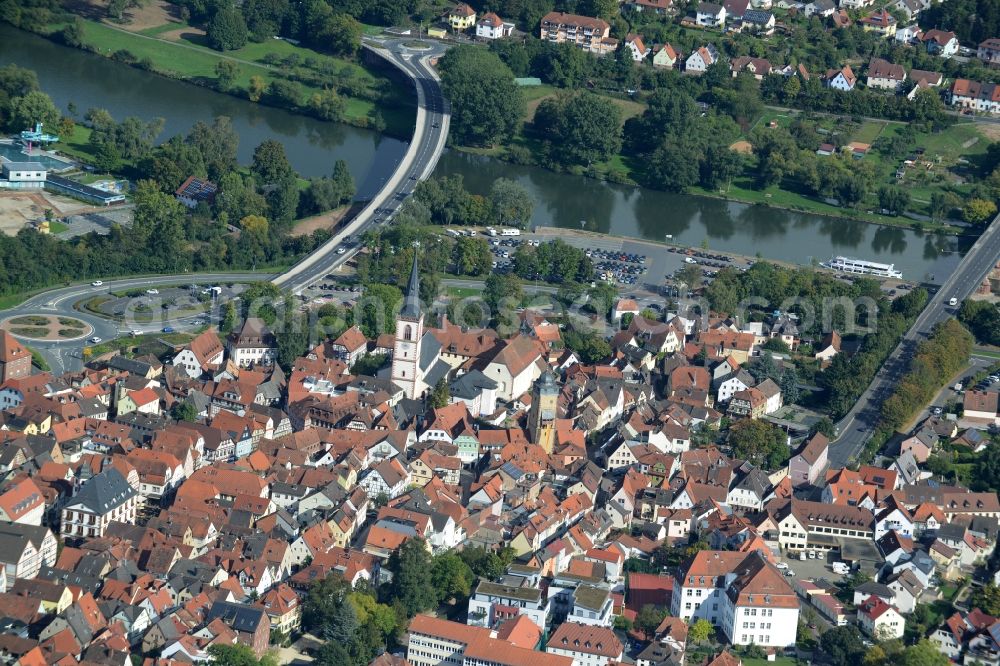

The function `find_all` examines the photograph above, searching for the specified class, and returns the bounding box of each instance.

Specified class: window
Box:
[404,325,413,341]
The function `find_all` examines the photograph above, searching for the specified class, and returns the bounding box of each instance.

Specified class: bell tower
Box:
[391,252,424,399]
[528,370,559,453]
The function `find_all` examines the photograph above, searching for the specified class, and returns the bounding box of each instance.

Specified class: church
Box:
[389,255,453,400]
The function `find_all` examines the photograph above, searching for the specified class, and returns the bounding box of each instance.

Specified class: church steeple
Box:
[400,251,421,320]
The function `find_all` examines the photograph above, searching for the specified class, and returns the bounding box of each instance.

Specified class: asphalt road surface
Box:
[830,214,1000,466]
[274,37,451,293]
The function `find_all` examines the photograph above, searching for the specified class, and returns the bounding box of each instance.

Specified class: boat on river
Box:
[821,256,903,279]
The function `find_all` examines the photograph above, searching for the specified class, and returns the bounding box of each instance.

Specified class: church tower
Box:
[391,253,424,399]
[528,370,559,453]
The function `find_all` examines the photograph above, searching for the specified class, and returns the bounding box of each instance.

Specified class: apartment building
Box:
[949,79,1000,115]
[540,12,618,55]
[407,614,574,666]
[467,578,550,631]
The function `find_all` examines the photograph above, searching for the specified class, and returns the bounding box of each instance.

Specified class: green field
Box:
[54,18,413,133]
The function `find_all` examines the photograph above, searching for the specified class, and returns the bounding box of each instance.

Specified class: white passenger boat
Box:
[821,256,903,279]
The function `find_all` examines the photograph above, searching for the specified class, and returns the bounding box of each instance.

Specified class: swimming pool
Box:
[0,141,73,171]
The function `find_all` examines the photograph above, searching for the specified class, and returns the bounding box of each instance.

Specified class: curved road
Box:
[274,37,451,293]
[0,36,452,372]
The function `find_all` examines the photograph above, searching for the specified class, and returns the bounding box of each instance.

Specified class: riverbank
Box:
[456,142,967,236]
[12,18,415,138]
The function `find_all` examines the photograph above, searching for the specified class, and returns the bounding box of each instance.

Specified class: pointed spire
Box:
[400,250,421,320]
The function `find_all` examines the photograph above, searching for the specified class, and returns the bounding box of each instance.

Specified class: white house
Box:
[482,335,544,403]
[172,329,225,379]
[358,458,410,500]
[624,34,650,61]
[228,318,277,368]
[696,2,726,26]
[824,66,857,91]
[858,596,905,640]
[686,44,719,74]
[804,0,835,17]
[475,12,513,39]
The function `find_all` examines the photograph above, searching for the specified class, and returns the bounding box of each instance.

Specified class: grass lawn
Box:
[974,347,1000,359]
[743,658,799,666]
[61,18,402,129]
[85,331,194,357]
[851,120,890,144]
[48,221,69,234]
[446,286,481,297]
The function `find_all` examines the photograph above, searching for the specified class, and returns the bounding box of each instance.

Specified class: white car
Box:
[336,247,347,254]
[89,336,102,344]
[130,330,141,337]
[91,281,103,287]
[775,562,788,570]
[949,296,958,306]
[146,289,159,295]
[684,257,697,264]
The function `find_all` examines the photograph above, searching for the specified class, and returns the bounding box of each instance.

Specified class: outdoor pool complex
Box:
[0,141,73,171]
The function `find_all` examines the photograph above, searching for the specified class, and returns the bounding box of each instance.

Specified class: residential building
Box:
[449,3,477,31]
[653,43,680,68]
[921,29,959,56]
[0,331,31,383]
[407,614,572,666]
[686,44,720,74]
[858,596,905,639]
[860,10,897,37]
[476,12,513,39]
[172,329,225,379]
[624,34,650,61]
[546,622,623,666]
[788,433,828,487]
[174,176,217,209]
[979,37,1000,65]
[0,521,57,585]
[741,9,775,34]
[824,66,857,91]
[731,56,772,80]
[866,58,906,90]
[696,2,727,27]
[540,12,619,56]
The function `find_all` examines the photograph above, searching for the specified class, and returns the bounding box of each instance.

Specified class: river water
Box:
[0,24,409,198]
[1,24,970,282]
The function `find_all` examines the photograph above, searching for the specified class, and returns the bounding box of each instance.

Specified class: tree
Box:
[387,538,436,616]
[321,13,362,56]
[820,625,866,666]
[430,552,474,603]
[689,618,714,643]
[679,262,702,291]
[207,644,278,666]
[878,185,910,216]
[562,329,611,363]
[648,140,700,192]
[964,198,997,225]
[970,583,1000,615]
[727,420,788,469]
[483,272,522,312]
[207,7,249,51]
[187,116,239,182]
[635,604,667,638]
[429,377,450,409]
[215,60,240,92]
[248,75,266,102]
[358,283,402,337]
[439,46,524,147]
[533,92,622,166]
[8,91,59,132]
[900,641,949,666]
[171,401,198,422]
[221,301,238,332]
[307,89,346,121]
[454,236,492,276]
[488,178,534,227]
[252,139,293,185]
[780,366,800,404]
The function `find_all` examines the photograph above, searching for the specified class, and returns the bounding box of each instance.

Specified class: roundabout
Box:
[1,314,93,341]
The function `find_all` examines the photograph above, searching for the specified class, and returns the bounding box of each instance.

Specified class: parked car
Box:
[162,326,175,333]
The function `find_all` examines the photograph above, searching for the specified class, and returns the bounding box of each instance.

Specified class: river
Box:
[435,152,971,283]
[0,24,409,199]
[2,24,970,283]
